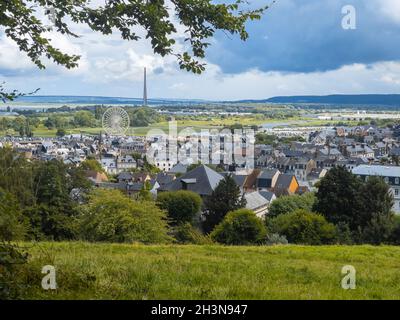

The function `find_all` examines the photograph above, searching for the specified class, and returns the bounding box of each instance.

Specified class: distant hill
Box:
[262,94,400,106]
[11,95,207,106]
[10,94,400,107]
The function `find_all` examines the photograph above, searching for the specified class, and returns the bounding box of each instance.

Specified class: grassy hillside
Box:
[18,242,400,300]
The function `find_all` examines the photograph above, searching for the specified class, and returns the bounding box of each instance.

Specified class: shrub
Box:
[211,209,267,245]
[268,209,336,245]
[79,189,172,244]
[268,193,315,218]
[172,222,213,245]
[390,215,400,245]
[265,233,288,246]
[0,242,28,299]
[157,190,202,224]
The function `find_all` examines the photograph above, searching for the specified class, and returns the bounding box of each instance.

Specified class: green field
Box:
[16,242,400,300]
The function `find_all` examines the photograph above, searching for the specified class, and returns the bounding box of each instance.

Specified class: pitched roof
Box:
[245,191,269,210]
[259,190,276,202]
[275,174,296,190]
[169,162,188,174]
[258,169,279,180]
[117,171,133,181]
[159,165,223,196]
[156,172,175,186]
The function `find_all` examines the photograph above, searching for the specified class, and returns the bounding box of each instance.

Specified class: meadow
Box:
[17,242,400,300]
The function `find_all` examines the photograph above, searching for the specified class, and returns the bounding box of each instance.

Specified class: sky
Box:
[1,0,400,100]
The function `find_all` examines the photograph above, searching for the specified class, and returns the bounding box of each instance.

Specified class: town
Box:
[2,112,400,217]
[3,0,400,303]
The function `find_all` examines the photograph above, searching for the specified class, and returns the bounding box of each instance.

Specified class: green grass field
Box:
[17,242,400,300]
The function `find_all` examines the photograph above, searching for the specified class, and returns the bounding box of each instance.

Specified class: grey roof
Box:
[259,191,276,202]
[156,172,175,186]
[232,174,247,187]
[127,182,144,191]
[169,163,188,174]
[352,165,400,178]
[283,150,304,157]
[117,172,133,181]
[160,165,223,196]
[258,169,279,180]
[275,174,296,190]
[346,145,374,153]
[245,191,269,210]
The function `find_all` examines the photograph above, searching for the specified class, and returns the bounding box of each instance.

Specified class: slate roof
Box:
[259,190,276,202]
[159,165,223,196]
[169,163,188,174]
[352,165,400,178]
[156,172,175,186]
[117,172,133,181]
[274,174,296,191]
[245,191,269,210]
[258,169,279,180]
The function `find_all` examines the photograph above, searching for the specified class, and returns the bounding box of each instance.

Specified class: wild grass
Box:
[16,242,400,300]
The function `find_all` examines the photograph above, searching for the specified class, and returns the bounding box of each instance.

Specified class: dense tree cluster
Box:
[264,166,397,245]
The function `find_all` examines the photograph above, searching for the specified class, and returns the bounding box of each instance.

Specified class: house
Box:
[307,168,327,189]
[352,165,400,214]
[117,171,133,183]
[245,191,270,219]
[256,169,280,190]
[116,155,137,171]
[131,172,152,183]
[345,144,374,159]
[273,174,299,196]
[259,190,277,204]
[159,165,224,198]
[155,172,176,187]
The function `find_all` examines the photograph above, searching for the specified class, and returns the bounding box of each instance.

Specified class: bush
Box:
[268,193,315,218]
[264,233,288,246]
[23,204,78,241]
[390,216,400,245]
[335,222,353,245]
[211,209,267,245]
[79,189,172,244]
[157,190,202,224]
[172,222,213,245]
[0,189,27,241]
[0,242,28,299]
[268,209,336,245]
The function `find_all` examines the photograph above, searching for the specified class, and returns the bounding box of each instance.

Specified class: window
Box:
[384,177,389,183]
[396,189,399,196]
[396,178,400,185]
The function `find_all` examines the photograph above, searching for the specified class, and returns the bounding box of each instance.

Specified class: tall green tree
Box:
[357,176,395,244]
[314,166,363,230]
[0,189,27,241]
[0,146,35,206]
[203,174,246,233]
